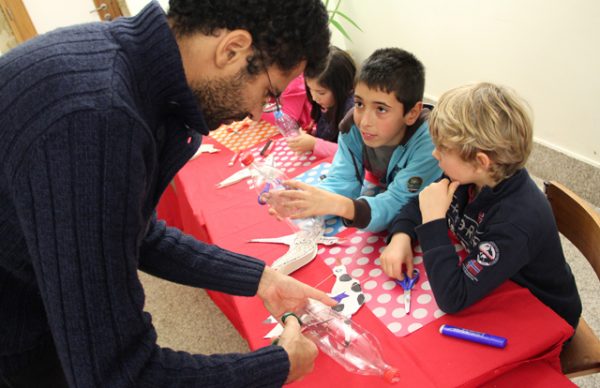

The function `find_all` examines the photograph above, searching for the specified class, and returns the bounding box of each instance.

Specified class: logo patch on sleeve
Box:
[407,176,423,192]
[463,259,483,281]
[476,241,499,266]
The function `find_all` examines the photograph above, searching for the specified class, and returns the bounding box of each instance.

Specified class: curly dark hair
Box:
[168,0,331,76]
[358,48,425,113]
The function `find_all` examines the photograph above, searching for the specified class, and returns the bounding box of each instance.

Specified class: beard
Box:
[190,68,252,131]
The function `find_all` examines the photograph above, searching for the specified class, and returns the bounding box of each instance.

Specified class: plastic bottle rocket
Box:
[298,299,401,384]
[240,154,323,240]
[273,109,300,138]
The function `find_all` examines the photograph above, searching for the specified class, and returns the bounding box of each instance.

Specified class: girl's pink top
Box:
[261,74,312,128]
[312,137,338,159]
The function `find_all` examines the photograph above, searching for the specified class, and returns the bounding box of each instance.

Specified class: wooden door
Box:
[91,0,123,21]
[0,0,37,44]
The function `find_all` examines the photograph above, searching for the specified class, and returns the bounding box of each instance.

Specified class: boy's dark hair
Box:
[167,0,331,76]
[305,46,357,142]
[358,48,425,114]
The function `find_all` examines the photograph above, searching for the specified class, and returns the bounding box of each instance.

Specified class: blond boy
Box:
[381,82,581,329]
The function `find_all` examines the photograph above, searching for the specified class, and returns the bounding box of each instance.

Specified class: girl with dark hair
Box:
[287,46,356,158]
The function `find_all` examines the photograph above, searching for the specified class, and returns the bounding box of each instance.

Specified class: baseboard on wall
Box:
[527,142,600,207]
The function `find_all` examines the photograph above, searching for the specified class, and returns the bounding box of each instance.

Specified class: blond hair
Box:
[430,82,533,182]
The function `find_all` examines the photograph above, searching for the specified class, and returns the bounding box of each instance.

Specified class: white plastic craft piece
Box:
[329,264,365,318]
[249,232,344,276]
[216,154,275,188]
[191,143,220,160]
[264,264,365,339]
[270,235,318,275]
[215,167,253,188]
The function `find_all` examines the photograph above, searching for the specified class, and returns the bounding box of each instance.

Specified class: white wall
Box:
[23,0,98,34]
[127,0,167,15]
[340,0,600,167]
[20,0,600,167]
[22,0,167,35]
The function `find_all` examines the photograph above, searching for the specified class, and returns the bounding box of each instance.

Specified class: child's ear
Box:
[404,101,423,125]
[475,151,492,171]
[214,30,253,69]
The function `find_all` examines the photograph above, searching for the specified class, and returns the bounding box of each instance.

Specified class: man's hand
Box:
[419,179,460,223]
[257,267,336,319]
[277,316,318,383]
[286,131,316,154]
[381,233,414,280]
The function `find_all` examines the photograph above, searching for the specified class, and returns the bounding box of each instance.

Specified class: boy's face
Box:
[353,82,418,148]
[432,146,491,187]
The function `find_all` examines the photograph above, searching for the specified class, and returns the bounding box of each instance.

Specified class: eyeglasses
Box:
[263,69,282,113]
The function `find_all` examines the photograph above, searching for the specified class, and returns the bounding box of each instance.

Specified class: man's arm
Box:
[139,215,265,296]
[12,111,290,387]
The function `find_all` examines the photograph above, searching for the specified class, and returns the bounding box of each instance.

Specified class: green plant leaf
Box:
[334,10,362,31]
[330,19,352,41]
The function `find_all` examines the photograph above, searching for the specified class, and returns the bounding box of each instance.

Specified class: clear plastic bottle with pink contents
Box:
[241,154,323,240]
[299,299,401,384]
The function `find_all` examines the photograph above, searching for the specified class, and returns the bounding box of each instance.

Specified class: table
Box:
[157,133,575,387]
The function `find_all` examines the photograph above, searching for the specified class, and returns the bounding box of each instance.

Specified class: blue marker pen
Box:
[439,324,507,348]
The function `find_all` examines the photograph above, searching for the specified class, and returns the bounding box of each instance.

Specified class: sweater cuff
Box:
[343,198,370,229]
[239,346,290,387]
[415,219,452,252]
[387,220,418,243]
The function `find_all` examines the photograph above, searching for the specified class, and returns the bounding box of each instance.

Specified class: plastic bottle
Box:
[298,299,401,384]
[240,154,323,240]
[274,109,300,138]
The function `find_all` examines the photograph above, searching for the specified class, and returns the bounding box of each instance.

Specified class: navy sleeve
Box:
[416,218,529,314]
[387,195,422,242]
[139,214,265,296]
[11,111,289,387]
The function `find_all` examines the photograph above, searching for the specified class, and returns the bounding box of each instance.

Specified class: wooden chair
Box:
[544,181,600,378]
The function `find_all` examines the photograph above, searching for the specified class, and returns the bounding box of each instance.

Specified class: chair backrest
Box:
[544,180,600,378]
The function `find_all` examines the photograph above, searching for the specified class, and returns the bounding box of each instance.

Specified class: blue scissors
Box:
[395,268,420,314]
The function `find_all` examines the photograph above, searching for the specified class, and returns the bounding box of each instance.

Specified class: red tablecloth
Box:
[157,135,575,387]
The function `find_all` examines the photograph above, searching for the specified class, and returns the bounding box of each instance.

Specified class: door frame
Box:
[0,0,37,44]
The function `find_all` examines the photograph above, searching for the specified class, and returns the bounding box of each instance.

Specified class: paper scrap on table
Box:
[191,143,220,160]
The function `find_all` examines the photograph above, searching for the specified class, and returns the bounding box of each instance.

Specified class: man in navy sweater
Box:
[0,1,332,387]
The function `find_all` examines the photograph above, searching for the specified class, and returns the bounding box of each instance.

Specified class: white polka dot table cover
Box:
[318,229,465,337]
[240,139,320,181]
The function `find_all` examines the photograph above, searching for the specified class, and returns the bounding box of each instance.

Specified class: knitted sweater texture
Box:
[0,3,288,386]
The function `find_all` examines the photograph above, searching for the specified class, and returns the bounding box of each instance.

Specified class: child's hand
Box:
[271,180,352,219]
[286,131,316,154]
[381,233,413,280]
[419,178,460,223]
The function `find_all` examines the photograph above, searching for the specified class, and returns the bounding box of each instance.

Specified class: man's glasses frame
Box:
[264,68,282,113]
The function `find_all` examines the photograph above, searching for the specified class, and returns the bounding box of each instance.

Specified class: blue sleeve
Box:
[317,126,364,199]
[361,126,441,232]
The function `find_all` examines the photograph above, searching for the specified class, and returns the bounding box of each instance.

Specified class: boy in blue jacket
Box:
[275,48,441,232]
[381,82,581,329]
